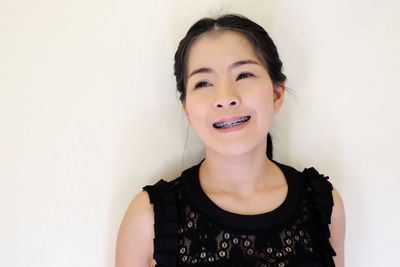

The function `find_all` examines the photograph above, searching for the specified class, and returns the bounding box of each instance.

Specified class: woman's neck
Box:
[200,145,279,197]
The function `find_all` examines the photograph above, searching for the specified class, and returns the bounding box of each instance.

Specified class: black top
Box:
[143,161,336,267]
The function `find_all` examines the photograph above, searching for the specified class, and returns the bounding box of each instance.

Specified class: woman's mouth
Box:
[212,116,251,129]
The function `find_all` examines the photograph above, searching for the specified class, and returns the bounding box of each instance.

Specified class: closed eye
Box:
[194,81,212,89]
[236,72,254,81]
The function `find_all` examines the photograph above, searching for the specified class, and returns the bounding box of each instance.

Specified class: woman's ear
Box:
[181,100,187,113]
[181,101,190,122]
[273,82,285,112]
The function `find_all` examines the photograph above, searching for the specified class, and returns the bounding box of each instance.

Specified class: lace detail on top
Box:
[144,161,336,267]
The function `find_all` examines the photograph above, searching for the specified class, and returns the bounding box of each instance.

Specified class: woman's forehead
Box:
[187,30,261,71]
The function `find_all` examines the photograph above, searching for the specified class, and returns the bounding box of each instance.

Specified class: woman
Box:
[116,14,345,267]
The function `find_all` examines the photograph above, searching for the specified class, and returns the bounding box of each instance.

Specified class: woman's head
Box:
[174,14,286,159]
[174,14,286,101]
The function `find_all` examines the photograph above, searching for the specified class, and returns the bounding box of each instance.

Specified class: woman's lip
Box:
[213,115,251,124]
[213,117,251,132]
[212,115,251,130]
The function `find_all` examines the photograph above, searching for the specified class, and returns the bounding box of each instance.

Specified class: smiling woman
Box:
[183,30,283,157]
[115,14,345,267]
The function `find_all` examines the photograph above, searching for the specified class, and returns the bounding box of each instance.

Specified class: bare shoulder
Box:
[330,187,346,267]
[331,187,345,228]
[116,191,155,267]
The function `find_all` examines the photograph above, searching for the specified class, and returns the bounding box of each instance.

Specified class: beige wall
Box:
[1,0,399,266]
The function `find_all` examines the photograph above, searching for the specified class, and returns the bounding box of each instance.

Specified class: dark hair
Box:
[174,14,286,160]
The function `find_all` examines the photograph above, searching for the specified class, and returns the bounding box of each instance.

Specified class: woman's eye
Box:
[194,81,211,89]
[236,72,254,80]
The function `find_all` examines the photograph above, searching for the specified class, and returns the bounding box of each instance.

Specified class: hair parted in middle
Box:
[174,14,287,101]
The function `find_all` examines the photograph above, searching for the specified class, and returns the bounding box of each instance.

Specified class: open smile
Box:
[212,115,251,129]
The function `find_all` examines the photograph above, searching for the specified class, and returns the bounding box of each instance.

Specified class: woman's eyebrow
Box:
[188,59,260,79]
[188,67,212,78]
[230,59,260,69]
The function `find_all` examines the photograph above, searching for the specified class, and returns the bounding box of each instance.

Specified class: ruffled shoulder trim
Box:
[143,180,178,267]
[302,167,337,267]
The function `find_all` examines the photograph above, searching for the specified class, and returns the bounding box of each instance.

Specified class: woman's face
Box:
[184,30,284,156]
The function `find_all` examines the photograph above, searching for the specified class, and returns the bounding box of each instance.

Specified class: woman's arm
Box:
[330,187,346,267]
[116,191,155,267]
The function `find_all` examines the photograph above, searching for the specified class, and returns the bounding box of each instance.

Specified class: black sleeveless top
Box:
[143,161,336,267]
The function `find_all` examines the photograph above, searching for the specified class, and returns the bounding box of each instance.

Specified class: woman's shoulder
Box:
[116,172,185,267]
[141,175,185,267]
[302,167,333,191]
[116,191,155,267]
[142,163,200,200]
[278,162,335,199]
[299,165,345,267]
[117,191,154,236]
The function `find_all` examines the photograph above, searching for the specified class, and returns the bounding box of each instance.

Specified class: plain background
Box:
[1,0,399,266]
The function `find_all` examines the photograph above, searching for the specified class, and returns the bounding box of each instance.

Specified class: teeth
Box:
[213,116,251,129]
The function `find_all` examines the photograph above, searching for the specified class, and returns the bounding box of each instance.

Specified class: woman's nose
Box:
[213,83,241,109]
[215,100,238,109]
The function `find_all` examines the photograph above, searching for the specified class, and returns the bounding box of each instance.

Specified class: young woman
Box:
[116,14,345,267]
